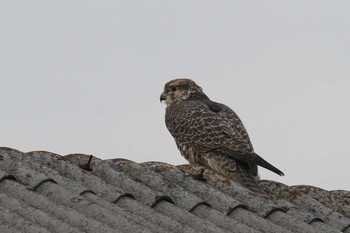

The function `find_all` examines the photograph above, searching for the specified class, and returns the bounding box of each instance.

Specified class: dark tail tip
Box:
[271,167,284,176]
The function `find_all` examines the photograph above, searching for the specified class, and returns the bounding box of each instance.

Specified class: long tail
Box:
[213,149,284,177]
[252,152,284,176]
[204,153,267,195]
[234,161,267,195]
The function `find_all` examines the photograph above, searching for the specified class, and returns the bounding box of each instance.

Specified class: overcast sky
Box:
[1,1,349,191]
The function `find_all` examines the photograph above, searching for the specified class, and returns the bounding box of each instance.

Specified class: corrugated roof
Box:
[0,147,349,233]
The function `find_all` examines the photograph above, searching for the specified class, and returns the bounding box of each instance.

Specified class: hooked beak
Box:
[160,92,167,102]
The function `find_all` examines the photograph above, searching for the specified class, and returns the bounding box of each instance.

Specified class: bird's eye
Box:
[171,86,176,92]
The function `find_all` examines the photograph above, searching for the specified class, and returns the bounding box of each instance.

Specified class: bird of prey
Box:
[160,78,284,194]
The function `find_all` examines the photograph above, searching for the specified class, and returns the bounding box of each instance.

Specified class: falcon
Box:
[160,78,284,194]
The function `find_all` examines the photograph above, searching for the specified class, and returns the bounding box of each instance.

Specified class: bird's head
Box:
[160,78,205,106]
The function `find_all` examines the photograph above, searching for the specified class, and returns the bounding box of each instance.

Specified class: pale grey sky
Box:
[1,1,349,190]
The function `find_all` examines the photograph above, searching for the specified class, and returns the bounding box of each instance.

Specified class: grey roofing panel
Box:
[0,192,83,233]
[26,151,127,202]
[160,163,324,233]
[292,193,350,231]
[265,211,318,233]
[108,159,209,211]
[1,147,350,233]
[292,186,350,215]
[309,221,343,233]
[153,200,230,233]
[0,224,21,233]
[0,206,50,233]
[0,151,53,190]
[275,198,323,223]
[163,171,317,233]
[80,191,169,233]
[229,207,293,233]
[191,204,261,233]
[142,161,245,214]
[260,181,323,226]
[259,179,350,231]
[0,170,16,183]
[344,226,350,233]
[328,190,350,219]
[34,180,156,233]
[92,160,173,207]
[5,150,94,196]
[1,149,171,232]
[116,196,197,233]
[0,179,116,233]
[177,164,283,217]
[27,152,185,232]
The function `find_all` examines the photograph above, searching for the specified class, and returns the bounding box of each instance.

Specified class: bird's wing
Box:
[166,100,253,152]
[215,104,284,176]
[218,104,253,148]
[166,100,284,176]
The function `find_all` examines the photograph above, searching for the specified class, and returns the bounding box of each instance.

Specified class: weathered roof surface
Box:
[0,147,349,233]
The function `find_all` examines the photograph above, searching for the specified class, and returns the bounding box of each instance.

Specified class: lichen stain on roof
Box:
[0,147,349,233]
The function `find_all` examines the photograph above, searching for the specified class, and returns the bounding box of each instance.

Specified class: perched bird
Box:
[160,78,284,194]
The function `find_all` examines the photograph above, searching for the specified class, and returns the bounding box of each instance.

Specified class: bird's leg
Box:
[177,164,208,181]
[190,167,206,181]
